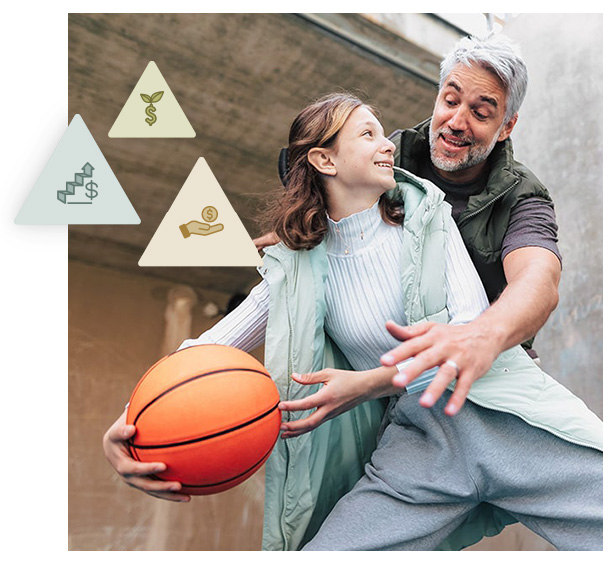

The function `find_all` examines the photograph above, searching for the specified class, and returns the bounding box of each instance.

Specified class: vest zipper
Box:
[279,285,295,550]
[464,394,602,452]
[405,205,429,322]
[284,288,296,400]
[459,179,519,224]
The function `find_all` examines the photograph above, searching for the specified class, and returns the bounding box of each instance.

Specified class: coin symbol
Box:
[202,206,218,222]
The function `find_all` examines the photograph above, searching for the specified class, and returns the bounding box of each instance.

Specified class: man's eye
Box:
[445,98,457,106]
[473,110,488,120]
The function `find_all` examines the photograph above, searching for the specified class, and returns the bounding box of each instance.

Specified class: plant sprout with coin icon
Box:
[140,91,164,126]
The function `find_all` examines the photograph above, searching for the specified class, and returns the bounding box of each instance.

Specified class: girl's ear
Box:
[307,147,337,176]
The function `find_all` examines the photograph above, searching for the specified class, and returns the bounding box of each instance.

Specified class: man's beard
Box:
[429,125,500,173]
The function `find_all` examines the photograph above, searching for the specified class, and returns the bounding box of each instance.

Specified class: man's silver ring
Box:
[444,359,460,376]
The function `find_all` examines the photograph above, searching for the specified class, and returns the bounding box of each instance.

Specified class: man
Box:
[255,35,562,417]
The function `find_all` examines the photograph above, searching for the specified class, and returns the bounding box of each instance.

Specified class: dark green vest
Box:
[391,118,552,351]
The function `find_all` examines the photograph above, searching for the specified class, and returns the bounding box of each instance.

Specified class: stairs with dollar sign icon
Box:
[57,162,98,204]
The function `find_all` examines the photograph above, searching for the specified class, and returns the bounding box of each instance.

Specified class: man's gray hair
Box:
[439,35,528,123]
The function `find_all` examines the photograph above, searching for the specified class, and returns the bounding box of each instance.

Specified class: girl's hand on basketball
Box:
[277,367,400,438]
[102,411,191,503]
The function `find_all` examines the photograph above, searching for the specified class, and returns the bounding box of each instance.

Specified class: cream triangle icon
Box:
[139,157,263,267]
[108,61,196,138]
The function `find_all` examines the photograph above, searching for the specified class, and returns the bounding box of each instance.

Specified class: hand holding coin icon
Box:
[179,205,224,238]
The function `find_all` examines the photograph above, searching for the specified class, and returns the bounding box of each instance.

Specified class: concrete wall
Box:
[501,14,603,418]
[466,13,603,552]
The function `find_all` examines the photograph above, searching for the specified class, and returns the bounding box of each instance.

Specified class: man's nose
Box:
[447,105,469,131]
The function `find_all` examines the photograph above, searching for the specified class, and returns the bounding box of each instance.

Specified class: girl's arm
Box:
[177,278,269,352]
[384,217,506,416]
[277,366,403,438]
[444,217,490,325]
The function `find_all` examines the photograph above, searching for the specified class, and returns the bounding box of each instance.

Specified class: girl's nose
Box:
[382,138,396,154]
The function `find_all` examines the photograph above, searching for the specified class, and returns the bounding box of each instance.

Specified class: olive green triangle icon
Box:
[108,61,195,138]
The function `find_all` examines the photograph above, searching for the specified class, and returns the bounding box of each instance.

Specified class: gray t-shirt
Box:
[420,159,562,265]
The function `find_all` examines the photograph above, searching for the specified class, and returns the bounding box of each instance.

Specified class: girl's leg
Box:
[303,394,482,550]
[474,406,603,551]
[304,391,602,551]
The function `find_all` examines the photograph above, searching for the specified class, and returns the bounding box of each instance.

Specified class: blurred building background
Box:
[68,13,602,551]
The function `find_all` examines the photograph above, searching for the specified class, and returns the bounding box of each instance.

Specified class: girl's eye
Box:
[363,130,373,137]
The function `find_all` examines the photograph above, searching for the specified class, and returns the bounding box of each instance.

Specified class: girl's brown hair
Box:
[261,92,404,250]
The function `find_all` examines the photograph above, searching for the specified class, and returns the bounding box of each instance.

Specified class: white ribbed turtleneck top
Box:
[180,199,490,393]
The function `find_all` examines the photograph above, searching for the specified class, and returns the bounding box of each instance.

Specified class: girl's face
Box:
[327,106,396,195]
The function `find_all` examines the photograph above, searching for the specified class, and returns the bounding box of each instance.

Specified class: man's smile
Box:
[439,132,472,151]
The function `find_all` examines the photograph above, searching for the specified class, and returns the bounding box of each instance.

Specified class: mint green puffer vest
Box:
[257,168,602,551]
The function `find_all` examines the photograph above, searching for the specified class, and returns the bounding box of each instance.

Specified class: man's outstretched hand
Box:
[381,320,502,416]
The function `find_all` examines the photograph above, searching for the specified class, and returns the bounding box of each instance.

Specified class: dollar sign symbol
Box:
[202,206,218,222]
[85,181,99,200]
[145,104,157,126]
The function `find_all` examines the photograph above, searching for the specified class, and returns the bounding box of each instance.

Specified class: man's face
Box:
[429,63,517,180]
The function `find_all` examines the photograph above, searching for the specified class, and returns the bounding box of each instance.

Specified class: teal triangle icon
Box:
[15,114,140,224]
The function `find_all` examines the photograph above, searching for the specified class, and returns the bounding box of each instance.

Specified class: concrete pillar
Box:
[144,285,197,550]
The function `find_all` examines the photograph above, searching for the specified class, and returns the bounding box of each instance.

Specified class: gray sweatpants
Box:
[303,390,602,551]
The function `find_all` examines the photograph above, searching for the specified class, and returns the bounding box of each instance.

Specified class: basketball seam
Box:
[130,401,280,449]
[128,344,266,412]
[130,444,141,462]
[180,439,277,489]
[131,367,272,426]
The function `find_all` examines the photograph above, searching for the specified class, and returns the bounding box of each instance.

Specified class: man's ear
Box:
[497,113,518,142]
[307,147,337,176]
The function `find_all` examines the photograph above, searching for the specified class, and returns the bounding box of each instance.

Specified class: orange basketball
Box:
[126,344,281,495]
